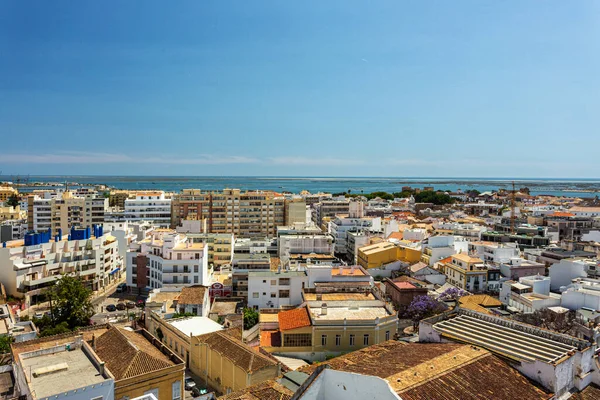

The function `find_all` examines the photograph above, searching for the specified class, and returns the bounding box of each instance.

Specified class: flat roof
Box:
[304,293,375,301]
[168,316,223,337]
[21,347,106,398]
[309,305,389,321]
[248,271,306,277]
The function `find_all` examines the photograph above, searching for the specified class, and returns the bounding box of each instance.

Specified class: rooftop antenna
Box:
[510,181,516,234]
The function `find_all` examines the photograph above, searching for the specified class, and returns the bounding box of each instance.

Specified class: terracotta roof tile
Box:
[176,285,207,305]
[218,379,293,400]
[571,384,600,400]
[278,307,311,331]
[94,327,177,380]
[195,331,278,373]
[459,294,502,308]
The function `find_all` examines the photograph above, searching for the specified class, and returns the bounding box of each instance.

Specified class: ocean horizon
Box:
[5,175,600,198]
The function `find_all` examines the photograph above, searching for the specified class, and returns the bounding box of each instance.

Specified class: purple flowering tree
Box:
[437,287,469,301]
[405,295,448,330]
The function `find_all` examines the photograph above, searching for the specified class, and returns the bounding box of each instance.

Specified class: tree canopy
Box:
[5,194,19,208]
[243,307,259,330]
[405,295,447,329]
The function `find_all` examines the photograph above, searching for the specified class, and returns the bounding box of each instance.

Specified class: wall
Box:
[115,365,184,400]
[299,369,401,400]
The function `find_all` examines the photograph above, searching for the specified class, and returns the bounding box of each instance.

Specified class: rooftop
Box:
[20,342,108,398]
[94,327,180,380]
[219,379,292,400]
[177,285,208,305]
[309,305,390,321]
[331,267,367,276]
[278,307,311,331]
[195,331,277,373]
[168,316,224,337]
[303,292,375,301]
[173,242,205,251]
[431,309,587,363]
[452,253,484,264]
[299,341,549,400]
[248,271,306,277]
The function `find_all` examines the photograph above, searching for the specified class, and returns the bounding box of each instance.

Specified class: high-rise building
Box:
[124,191,171,226]
[171,189,285,237]
[27,191,107,236]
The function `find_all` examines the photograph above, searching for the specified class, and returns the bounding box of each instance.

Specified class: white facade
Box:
[561,278,600,311]
[469,242,519,263]
[548,258,599,291]
[306,264,373,287]
[278,234,334,266]
[124,191,172,225]
[582,231,600,243]
[328,216,381,255]
[127,230,211,291]
[247,271,307,309]
[402,228,427,242]
[0,231,124,306]
[422,236,468,266]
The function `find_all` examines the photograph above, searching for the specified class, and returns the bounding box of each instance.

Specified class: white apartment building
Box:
[548,258,600,291]
[421,235,468,266]
[328,216,381,256]
[127,230,210,294]
[247,270,307,309]
[124,191,171,226]
[278,234,334,267]
[402,228,427,242]
[0,229,124,307]
[433,221,488,239]
[468,241,519,263]
[346,231,371,264]
[499,275,560,313]
[561,277,600,311]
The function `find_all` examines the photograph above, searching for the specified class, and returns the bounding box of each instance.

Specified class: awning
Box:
[109,267,121,276]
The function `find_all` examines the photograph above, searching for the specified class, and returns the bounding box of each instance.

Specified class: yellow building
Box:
[93,326,185,400]
[190,329,281,396]
[357,241,421,270]
[187,233,234,267]
[441,253,487,293]
[260,289,399,362]
[0,186,18,203]
[0,206,24,221]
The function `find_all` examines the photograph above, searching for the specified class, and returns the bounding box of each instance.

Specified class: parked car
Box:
[191,387,210,398]
[116,303,126,311]
[116,283,127,293]
[185,376,196,390]
[126,301,136,309]
[106,304,117,312]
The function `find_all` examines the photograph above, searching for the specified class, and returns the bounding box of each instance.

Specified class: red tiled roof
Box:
[260,331,281,347]
[549,211,575,217]
[278,307,311,331]
[388,232,404,240]
[394,282,417,290]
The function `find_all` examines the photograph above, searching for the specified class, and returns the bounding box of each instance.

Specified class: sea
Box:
[6,176,600,198]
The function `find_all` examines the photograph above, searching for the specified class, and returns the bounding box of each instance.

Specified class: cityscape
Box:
[2,1,599,400]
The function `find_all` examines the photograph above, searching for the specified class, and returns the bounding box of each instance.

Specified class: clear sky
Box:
[1,1,599,178]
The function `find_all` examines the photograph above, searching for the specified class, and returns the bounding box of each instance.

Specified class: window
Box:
[173,265,178,273]
[144,389,159,399]
[192,307,198,315]
[173,276,178,284]
[385,331,390,341]
[279,290,289,298]
[194,276,199,284]
[279,278,290,285]
[335,335,341,346]
[349,334,355,346]
[183,265,189,273]
[175,343,178,352]
[177,253,182,260]
[269,292,276,298]
[271,280,277,285]
[321,335,327,346]
[170,338,173,347]
[172,380,182,400]
[363,334,369,346]
[252,292,259,298]
[194,265,199,273]
[263,280,266,283]
[283,333,312,347]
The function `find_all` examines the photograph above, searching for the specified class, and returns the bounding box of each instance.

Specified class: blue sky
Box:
[1,1,599,177]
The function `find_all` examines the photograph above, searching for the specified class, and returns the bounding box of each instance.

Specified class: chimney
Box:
[98,361,105,376]
[321,303,327,315]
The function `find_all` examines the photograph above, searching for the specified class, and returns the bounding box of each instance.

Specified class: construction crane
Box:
[510,181,516,234]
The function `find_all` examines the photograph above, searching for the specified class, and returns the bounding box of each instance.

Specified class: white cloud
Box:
[0,152,260,165]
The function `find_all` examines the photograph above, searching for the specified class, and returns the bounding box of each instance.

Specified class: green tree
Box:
[51,275,94,330]
[243,307,259,330]
[5,194,19,208]
[0,336,13,353]
[40,322,71,337]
